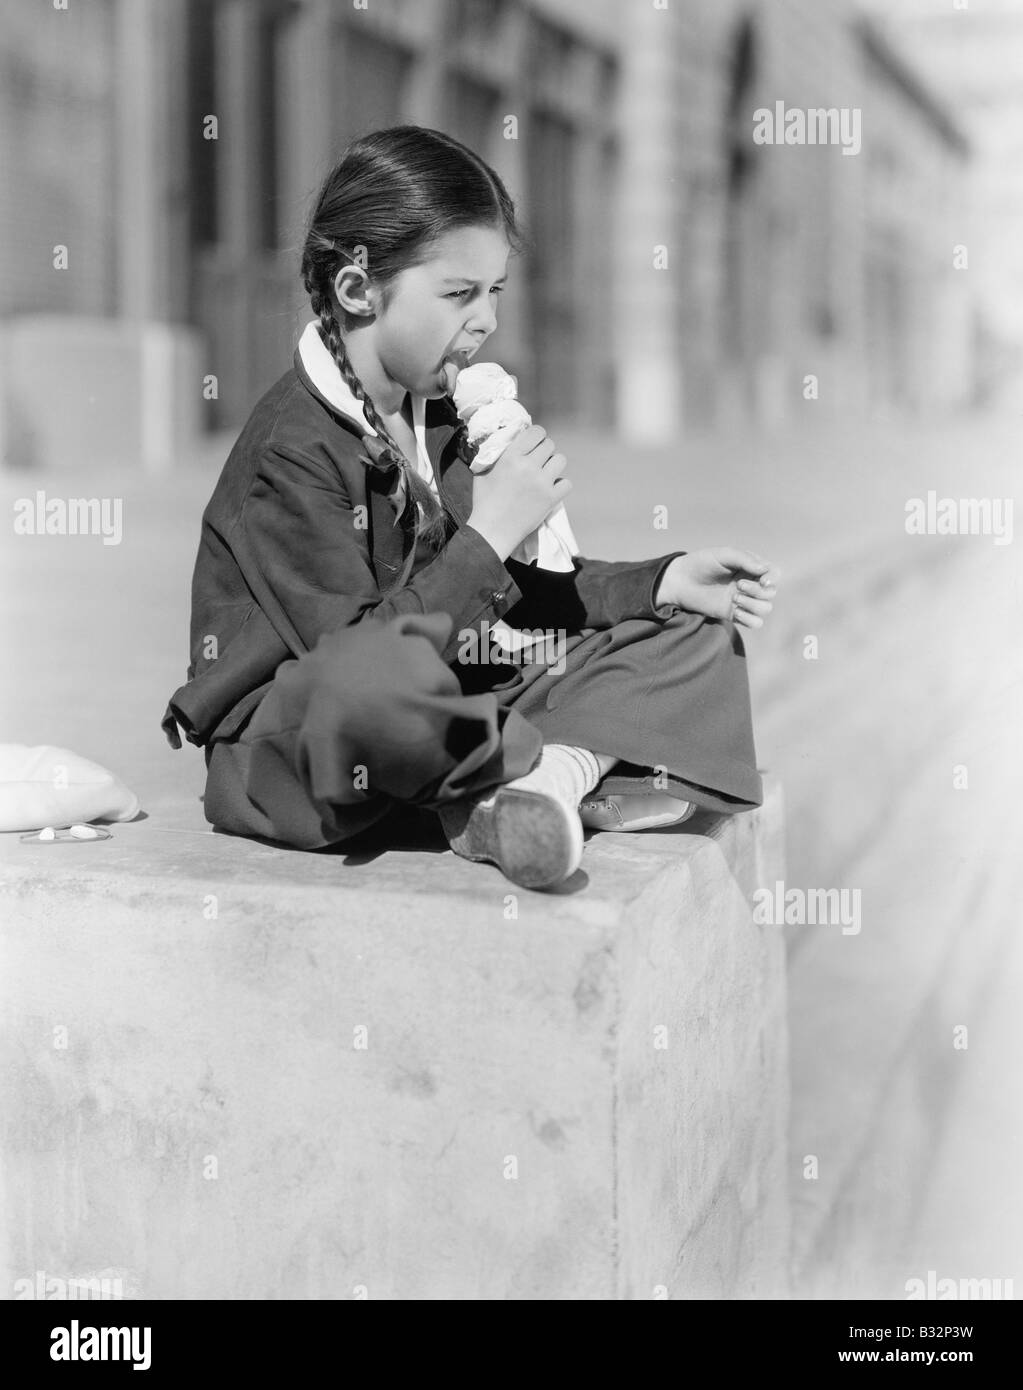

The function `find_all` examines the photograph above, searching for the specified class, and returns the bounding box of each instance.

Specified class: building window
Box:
[526,109,578,417]
[444,73,500,152]
[530,17,574,86]
[334,26,412,140]
[724,14,757,196]
[187,0,219,246]
[255,9,282,251]
[598,53,617,115]
[447,0,506,44]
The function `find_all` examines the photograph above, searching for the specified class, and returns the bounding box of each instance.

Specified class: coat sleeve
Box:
[502,550,688,631]
[232,444,524,664]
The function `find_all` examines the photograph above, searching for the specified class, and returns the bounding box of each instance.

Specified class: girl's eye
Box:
[446,287,505,300]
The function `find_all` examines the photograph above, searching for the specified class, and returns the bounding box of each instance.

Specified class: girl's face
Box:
[373,224,511,399]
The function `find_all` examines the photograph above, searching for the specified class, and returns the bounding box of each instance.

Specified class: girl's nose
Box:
[467,301,498,337]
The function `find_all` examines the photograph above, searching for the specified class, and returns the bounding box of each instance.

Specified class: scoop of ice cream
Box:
[465,397,531,448]
[453,361,533,473]
[452,361,518,422]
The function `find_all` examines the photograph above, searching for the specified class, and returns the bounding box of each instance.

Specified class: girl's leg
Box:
[435,742,617,889]
[202,610,543,850]
[485,609,764,815]
[436,610,760,880]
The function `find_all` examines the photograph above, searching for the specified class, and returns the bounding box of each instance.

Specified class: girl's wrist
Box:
[465,513,517,564]
[653,555,687,610]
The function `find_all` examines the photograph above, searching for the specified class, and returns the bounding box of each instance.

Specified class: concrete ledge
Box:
[0,778,787,1300]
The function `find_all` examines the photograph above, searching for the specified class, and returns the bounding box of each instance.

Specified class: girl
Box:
[162,126,779,891]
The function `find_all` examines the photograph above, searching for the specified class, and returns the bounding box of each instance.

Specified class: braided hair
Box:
[299,126,525,552]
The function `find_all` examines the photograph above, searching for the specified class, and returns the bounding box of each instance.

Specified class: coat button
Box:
[492,589,506,603]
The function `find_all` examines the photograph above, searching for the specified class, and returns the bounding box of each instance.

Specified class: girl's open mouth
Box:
[440,350,471,394]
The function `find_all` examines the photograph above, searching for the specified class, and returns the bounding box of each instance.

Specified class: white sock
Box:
[495,744,618,808]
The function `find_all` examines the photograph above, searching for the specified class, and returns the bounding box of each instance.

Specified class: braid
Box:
[304,272,451,552]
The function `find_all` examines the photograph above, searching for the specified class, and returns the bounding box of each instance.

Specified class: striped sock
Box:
[499,743,618,808]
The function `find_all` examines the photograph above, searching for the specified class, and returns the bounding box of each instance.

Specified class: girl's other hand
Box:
[466,424,571,562]
[656,548,780,629]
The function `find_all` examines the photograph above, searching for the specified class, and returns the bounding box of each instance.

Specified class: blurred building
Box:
[856,18,972,417]
[625,0,972,435]
[0,0,982,471]
[858,0,1023,409]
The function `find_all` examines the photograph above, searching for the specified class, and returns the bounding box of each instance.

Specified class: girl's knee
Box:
[329,615,459,698]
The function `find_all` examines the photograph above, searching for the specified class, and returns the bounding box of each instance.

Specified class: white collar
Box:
[297,319,431,466]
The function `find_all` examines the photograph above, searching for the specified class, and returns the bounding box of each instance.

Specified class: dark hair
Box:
[300,126,524,551]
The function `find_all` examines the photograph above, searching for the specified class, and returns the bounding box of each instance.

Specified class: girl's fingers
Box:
[733,609,764,630]
[724,557,781,587]
[734,594,773,617]
[736,578,776,597]
[717,547,769,576]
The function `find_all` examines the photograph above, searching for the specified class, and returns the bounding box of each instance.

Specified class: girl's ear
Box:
[334,264,376,319]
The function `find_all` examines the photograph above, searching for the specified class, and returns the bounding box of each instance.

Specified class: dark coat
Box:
[162,349,685,751]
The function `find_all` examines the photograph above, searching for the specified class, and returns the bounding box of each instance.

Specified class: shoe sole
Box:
[439,787,583,890]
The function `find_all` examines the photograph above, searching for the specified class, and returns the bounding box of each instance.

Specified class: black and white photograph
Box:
[1,0,1020,1339]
